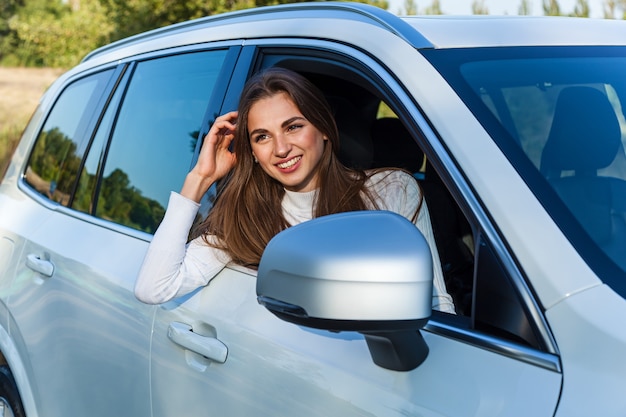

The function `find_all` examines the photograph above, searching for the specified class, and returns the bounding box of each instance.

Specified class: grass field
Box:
[0,67,65,174]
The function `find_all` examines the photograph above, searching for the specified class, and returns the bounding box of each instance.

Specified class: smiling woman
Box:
[133,67,456,313]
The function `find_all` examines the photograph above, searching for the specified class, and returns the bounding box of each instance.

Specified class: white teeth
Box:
[277,156,301,169]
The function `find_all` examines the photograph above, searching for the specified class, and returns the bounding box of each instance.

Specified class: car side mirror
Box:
[256,211,433,371]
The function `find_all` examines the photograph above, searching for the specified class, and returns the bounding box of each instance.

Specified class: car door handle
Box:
[167,322,228,364]
[26,253,54,277]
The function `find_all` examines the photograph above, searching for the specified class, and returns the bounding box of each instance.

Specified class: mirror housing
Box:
[257,211,433,371]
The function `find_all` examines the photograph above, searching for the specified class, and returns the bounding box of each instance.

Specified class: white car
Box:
[1,3,625,416]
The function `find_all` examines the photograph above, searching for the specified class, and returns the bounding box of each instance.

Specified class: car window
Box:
[24,69,115,205]
[72,69,130,215]
[94,50,229,233]
[423,47,626,296]
[255,51,551,350]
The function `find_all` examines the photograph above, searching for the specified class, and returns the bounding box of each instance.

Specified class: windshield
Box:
[423,46,626,297]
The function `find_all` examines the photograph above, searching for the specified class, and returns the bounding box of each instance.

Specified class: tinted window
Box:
[424,47,626,296]
[24,70,115,205]
[95,50,228,233]
[73,69,130,214]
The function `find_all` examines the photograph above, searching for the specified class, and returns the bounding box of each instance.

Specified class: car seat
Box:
[369,117,424,173]
[326,96,374,170]
[370,117,474,315]
[540,86,626,269]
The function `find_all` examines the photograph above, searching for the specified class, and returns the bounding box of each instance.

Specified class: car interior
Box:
[259,57,476,317]
[259,57,562,351]
[540,86,626,271]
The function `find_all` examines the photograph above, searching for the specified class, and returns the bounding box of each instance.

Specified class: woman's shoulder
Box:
[363,168,421,214]
[365,168,417,188]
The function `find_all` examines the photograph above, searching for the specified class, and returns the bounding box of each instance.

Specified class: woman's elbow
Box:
[134,279,165,305]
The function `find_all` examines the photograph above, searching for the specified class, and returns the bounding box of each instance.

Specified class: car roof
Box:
[403,14,626,48]
[82,2,626,63]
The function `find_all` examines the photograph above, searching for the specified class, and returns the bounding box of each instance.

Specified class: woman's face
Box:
[248,92,327,193]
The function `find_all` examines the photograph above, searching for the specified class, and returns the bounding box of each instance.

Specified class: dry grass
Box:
[0,67,64,174]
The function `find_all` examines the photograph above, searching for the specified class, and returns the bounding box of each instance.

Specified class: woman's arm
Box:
[134,193,230,304]
[134,112,238,304]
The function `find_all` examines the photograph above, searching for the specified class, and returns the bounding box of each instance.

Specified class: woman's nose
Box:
[273,134,291,157]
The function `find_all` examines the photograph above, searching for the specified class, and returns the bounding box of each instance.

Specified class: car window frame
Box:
[21,65,124,208]
[18,41,244,241]
[234,39,560,371]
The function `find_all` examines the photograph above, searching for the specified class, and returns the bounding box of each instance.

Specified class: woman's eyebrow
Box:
[249,116,307,137]
[249,127,268,137]
[281,116,306,128]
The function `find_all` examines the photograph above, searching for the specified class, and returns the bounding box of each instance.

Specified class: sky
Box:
[388,0,609,18]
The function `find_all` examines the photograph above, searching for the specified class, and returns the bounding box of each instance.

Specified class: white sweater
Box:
[135,170,456,313]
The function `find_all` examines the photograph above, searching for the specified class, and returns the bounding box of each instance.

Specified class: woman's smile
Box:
[276,156,302,170]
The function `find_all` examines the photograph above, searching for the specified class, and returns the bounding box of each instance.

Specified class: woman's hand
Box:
[181,111,238,202]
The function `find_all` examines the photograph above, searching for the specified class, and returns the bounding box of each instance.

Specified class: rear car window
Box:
[24,69,115,205]
[93,50,229,233]
[24,49,230,235]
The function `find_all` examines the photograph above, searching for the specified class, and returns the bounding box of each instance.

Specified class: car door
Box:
[1,66,155,417]
[147,43,562,417]
[2,46,237,416]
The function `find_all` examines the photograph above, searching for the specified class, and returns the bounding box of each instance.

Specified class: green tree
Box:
[2,0,392,68]
[100,0,231,41]
[26,127,84,203]
[103,0,388,42]
[603,0,616,18]
[518,0,532,15]
[543,0,561,15]
[571,0,589,16]
[3,0,114,67]
[614,0,626,18]
[424,0,442,14]
[472,0,488,14]
[98,168,166,232]
[402,0,417,15]
[0,0,23,35]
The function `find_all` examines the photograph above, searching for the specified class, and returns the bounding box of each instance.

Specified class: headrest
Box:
[541,86,622,177]
[326,96,373,170]
[370,117,424,172]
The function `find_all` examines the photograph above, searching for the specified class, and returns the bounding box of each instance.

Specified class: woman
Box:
[134,67,455,313]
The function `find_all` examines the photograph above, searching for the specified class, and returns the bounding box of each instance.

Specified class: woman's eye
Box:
[254,134,268,142]
[287,124,303,132]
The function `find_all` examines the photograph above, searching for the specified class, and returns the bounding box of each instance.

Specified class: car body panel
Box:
[548,284,626,416]
[151,267,561,417]
[405,15,626,48]
[4,204,153,416]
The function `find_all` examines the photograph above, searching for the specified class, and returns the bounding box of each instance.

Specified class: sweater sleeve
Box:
[134,192,230,304]
[368,170,456,314]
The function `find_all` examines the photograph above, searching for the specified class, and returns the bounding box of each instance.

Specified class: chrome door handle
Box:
[167,322,228,364]
[26,253,54,277]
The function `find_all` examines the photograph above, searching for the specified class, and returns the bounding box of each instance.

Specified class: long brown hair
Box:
[197,67,379,268]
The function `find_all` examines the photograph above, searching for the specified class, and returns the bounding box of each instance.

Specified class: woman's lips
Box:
[276,156,302,169]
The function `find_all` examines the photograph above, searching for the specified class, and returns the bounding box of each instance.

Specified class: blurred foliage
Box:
[0,0,387,68]
[472,0,489,14]
[1,0,114,67]
[0,0,23,34]
[572,0,590,16]
[543,0,561,15]
[0,0,624,67]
